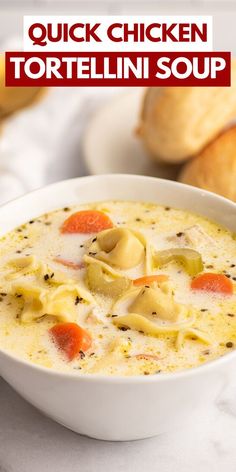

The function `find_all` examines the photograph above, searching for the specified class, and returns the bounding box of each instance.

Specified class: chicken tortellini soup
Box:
[0,201,236,376]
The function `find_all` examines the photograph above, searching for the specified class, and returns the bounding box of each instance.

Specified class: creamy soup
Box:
[0,200,236,376]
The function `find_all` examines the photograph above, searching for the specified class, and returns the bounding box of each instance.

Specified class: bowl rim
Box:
[0,173,236,383]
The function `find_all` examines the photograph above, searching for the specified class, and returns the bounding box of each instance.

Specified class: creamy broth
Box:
[0,200,236,376]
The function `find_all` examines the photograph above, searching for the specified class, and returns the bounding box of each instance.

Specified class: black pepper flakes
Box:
[29,220,34,224]
[63,207,70,212]
[226,342,234,348]
[231,264,236,268]
[201,309,208,312]
[176,232,184,237]
[165,207,170,211]
[0,293,7,297]
[202,349,210,355]
[16,250,21,254]
[44,274,50,281]
[79,350,85,359]
[152,311,157,315]
[92,237,97,243]
[118,326,129,331]
[75,296,83,305]
[227,313,235,317]
[135,218,141,222]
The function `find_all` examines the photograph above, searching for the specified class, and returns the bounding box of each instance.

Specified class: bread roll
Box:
[0,54,43,119]
[138,60,236,163]
[179,125,236,202]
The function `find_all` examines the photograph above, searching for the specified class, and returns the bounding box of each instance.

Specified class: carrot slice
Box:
[133,274,168,286]
[61,210,113,234]
[191,273,233,295]
[49,322,92,361]
[54,257,85,270]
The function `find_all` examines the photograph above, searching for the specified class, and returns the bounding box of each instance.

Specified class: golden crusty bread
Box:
[179,125,236,201]
[0,54,43,119]
[138,60,236,163]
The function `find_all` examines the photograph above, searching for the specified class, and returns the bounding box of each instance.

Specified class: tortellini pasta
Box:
[112,283,194,338]
[113,313,195,337]
[113,283,188,323]
[10,282,94,323]
[86,228,145,269]
[176,328,212,349]
[5,255,75,286]
[83,254,125,278]
[6,256,95,323]
[86,263,131,298]
[128,285,183,322]
[6,256,42,280]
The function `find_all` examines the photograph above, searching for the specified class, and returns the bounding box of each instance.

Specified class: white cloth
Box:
[0,83,119,204]
[0,87,85,201]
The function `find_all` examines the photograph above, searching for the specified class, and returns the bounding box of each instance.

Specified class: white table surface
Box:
[1,2,236,471]
[1,374,236,471]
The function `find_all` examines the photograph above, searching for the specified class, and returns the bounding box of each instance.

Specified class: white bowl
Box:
[0,174,236,441]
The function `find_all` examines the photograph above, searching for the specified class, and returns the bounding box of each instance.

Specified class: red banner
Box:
[5,51,231,87]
